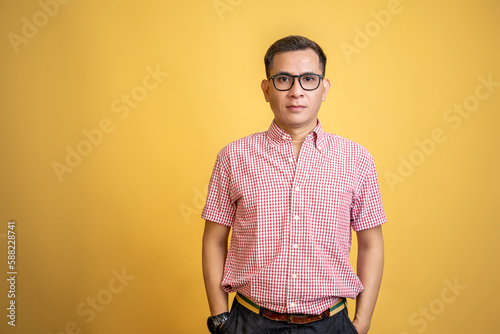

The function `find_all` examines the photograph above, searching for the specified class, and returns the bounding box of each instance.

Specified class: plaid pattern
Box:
[202,120,386,315]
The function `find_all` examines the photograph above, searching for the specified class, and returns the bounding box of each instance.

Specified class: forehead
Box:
[270,49,321,75]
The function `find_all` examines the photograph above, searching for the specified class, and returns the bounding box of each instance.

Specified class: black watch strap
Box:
[207,312,230,333]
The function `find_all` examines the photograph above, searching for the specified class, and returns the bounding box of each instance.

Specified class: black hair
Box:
[264,35,327,78]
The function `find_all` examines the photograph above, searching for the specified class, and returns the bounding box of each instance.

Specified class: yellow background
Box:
[1,0,499,333]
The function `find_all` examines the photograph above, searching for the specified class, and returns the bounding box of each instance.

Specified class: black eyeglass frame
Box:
[269,73,325,91]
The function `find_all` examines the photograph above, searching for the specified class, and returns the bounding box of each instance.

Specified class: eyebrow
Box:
[273,71,319,76]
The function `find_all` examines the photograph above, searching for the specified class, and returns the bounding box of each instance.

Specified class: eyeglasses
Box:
[269,73,324,91]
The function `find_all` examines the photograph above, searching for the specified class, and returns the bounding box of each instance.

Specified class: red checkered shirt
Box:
[202,120,386,315]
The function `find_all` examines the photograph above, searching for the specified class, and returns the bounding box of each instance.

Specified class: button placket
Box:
[289,174,303,311]
[287,138,312,313]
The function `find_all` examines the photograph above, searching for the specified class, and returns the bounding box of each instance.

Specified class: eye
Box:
[276,75,291,83]
[302,75,317,82]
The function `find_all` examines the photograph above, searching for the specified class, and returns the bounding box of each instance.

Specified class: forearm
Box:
[354,226,384,333]
[202,221,230,316]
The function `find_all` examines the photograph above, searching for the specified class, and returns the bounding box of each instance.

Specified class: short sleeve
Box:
[201,148,236,227]
[350,154,387,231]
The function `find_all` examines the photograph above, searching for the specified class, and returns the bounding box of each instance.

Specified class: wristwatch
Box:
[207,312,230,333]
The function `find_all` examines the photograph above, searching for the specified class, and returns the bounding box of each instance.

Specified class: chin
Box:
[286,113,313,122]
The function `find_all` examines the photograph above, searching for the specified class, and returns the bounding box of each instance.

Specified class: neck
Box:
[276,119,318,143]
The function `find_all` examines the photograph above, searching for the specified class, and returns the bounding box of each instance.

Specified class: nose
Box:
[288,77,304,97]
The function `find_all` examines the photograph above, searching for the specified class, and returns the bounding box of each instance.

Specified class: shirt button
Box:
[293,215,300,221]
[294,186,300,192]
[290,302,296,308]
[292,274,297,278]
[288,157,293,163]
[292,244,298,249]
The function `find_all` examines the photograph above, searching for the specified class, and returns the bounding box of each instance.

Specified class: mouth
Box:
[286,105,306,111]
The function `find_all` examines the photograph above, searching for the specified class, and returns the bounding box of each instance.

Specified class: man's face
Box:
[261,49,330,132]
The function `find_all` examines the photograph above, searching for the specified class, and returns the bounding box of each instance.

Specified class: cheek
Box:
[269,95,284,111]
[308,94,323,109]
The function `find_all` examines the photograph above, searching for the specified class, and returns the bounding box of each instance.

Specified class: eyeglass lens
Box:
[273,74,321,91]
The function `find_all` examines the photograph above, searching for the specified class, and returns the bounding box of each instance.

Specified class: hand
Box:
[352,318,370,334]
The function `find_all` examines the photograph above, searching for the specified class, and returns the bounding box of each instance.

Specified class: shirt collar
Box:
[266,119,326,151]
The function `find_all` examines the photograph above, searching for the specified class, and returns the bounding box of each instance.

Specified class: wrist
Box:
[210,308,229,316]
[352,317,370,334]
[353,313,371,323]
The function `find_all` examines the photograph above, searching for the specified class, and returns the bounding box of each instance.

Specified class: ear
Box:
[261,79,271,102]
[321,78,331,101]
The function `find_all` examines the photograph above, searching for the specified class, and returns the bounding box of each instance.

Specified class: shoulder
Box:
[217,131,267,159]
[323,132,373,161]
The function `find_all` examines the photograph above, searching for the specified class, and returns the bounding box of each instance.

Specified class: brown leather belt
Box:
[236,292,346,325]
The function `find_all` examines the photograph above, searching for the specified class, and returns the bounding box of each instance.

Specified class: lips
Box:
[286,105,306,111]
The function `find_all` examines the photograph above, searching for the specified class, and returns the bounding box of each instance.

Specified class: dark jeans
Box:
[219,297,359,334]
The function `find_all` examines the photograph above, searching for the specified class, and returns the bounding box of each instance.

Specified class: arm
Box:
[202,220,231,316]
[352,225,384,334]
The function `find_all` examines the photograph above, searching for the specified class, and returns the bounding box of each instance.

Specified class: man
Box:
[202,35,386,334]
